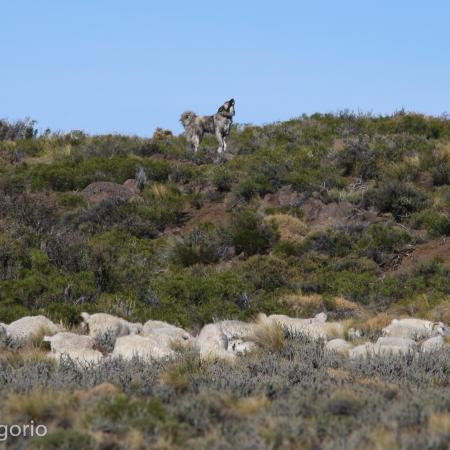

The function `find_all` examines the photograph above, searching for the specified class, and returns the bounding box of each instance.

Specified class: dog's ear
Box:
[217,105,225,113]
[229,98,235,105]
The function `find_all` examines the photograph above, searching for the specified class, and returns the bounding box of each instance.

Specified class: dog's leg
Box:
[215,130,226,164]
[215,129,224,154]
[192,133,201,153]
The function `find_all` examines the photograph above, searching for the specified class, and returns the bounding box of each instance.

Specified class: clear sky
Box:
[1,1,449,136]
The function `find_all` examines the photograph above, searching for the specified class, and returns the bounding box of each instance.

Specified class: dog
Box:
[180,99,235,160]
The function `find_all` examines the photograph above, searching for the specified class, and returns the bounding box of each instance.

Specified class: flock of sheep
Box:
[0,313,447,365]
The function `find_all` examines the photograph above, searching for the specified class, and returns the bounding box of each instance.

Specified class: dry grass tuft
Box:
[327,368,351,382]
[160,355,203,393]
[4,389,76,425]
[367,426,398,450]
[150,183,170,199]
[428,413,450,434]
[360,313,393,335]
[282,294,323,316]
[226,395,270,416]
[0,348,56,368]
[264,214,308,243]
[282,294,362,319]
[252,315,286,352]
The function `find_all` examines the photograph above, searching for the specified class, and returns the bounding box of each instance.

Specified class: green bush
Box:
[410,209,450,237]
[171,225,231,267]
[212,166,235,192]
[363,181,428,220]
[30,156,171,191]
[231,209,277,256]
[31,429,95,450]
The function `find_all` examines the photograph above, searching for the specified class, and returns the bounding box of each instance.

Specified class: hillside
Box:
[0,112,450,450]
[0,112,449,331]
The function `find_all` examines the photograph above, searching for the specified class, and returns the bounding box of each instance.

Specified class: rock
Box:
[123,179,140,195]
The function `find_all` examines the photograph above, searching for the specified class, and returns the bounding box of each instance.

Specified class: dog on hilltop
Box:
[180,99,235,161]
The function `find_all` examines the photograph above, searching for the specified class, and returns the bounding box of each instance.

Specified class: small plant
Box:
[410,208,450,237]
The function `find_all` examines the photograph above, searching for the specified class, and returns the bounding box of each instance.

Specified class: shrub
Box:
[354,224,412,265]
[410,209,450,237]
[231,209,278,256]
[212,166,235,192]
[30,156,171,191]
[337,136,377,180]
[0,118,37,141]
[171,225,231,267]
[363,181,428,220]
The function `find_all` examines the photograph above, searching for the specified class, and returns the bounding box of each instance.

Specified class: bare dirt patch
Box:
[389,237,450,275]
[173,200,232,235]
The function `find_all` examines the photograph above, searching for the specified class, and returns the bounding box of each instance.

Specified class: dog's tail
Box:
[180,111,197,129]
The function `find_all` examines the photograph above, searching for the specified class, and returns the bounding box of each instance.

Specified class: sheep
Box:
[218,320,258,340]
[195,324,235,361]
[348,343,375,359]
[382,318,444,341]
[2,316,59,341]
[112,335,175,360]
[43,332,96,354]
[81,313,142,338]
[228,338,257,355]
[51,349,104,366]
[374,337,417,355]
[347,328,362,341]
[325,338,352,354]
[266,313,328,336]
[141,320,193,346]
[421,335,445,353]
[317,322,345,340]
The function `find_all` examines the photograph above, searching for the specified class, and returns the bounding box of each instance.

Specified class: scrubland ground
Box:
[0,338,449,450]
[0,112,449,448]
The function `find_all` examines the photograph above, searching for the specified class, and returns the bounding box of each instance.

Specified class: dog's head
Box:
[217,98,235,116]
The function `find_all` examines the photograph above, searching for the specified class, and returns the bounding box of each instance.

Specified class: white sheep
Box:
[421,335,445,353]
[2,316,59,341]
[228,338,257,355]
[325,338,352,354]
[80,312,142,338]
[348,342,376,359]
[195,323,235,361]
[51,349,104,366]
[43,332,96,354]
[374,337,417,355]
[141,320,193,346]
[112,335,175,360]
[382,318,444,341]
[266,313,327,335]
[218,320,258,340]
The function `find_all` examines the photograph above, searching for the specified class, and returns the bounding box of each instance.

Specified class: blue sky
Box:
[1,1,449,135]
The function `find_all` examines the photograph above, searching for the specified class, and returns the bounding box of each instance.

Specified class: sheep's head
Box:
[432,322,445,336]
